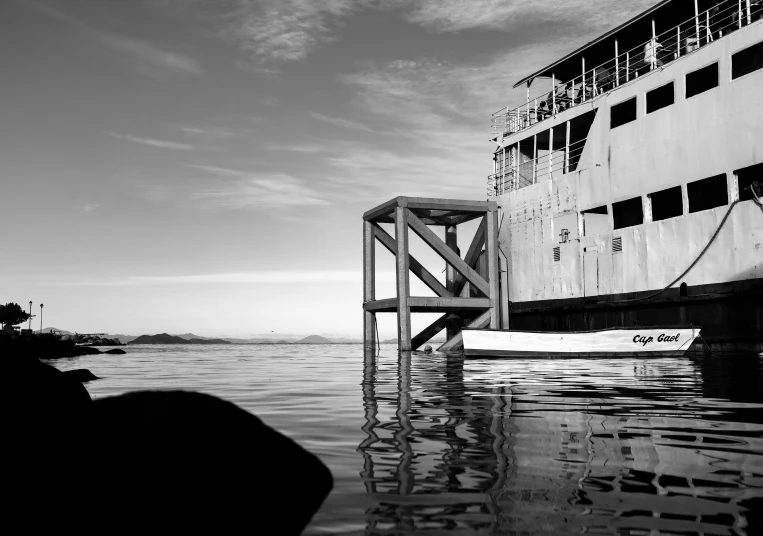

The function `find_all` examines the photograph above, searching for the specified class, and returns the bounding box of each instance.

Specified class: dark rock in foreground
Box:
[62,368,100,382]
[103,348,126,354]
[129,333,232,345]
[6,382,332,534]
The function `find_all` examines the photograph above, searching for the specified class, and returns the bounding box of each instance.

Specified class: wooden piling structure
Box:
[363,197,500,355]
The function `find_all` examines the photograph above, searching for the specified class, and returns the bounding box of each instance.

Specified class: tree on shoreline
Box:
[0,303,33,330]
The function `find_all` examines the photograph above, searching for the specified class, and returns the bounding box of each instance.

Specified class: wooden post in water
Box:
[445,224,459,341]
[395,202,412,351]
[485,204,501,329]
[363,221,376,357]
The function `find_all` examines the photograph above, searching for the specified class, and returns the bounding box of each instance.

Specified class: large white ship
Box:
[489,0,763,353]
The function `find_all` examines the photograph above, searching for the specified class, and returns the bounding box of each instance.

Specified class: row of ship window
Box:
[583,162,762,232]
[551,163,759,261]
[611,39,763,128]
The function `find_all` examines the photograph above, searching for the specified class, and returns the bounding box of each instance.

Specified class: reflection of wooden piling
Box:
[363,196,500,352]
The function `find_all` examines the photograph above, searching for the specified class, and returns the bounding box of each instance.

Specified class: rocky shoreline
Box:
[0,332,126,359]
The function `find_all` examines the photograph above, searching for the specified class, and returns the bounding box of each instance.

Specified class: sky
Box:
[1,0,657,338]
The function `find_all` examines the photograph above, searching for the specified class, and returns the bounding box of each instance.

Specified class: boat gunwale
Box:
[462,324,701,335]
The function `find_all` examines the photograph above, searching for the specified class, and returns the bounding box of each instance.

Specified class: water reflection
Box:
[359,354,763,534]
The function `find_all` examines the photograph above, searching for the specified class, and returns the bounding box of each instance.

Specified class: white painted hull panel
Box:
[462,327,700,357]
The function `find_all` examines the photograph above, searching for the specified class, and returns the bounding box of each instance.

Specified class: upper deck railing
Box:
[491,1,762,138]
[488,137,588,197]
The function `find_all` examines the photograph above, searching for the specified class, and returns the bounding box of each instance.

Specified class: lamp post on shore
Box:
[28,301,32,330]
[39,304,44,333]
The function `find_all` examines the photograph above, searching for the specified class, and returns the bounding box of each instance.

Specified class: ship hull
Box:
[505,279,763,354]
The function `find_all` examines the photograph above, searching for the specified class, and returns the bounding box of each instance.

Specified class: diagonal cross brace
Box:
[452,216,486,296]
[407,210,491,296]
[372,224,453,298]
[438,309,492,351]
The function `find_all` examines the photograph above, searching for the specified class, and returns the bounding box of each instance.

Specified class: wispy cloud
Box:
[80,203,101,212]
[188,165,328,209]
[163,0,358,63]
[98,34,203,80]
[310,112,375,132]
[390,0,658,35]
[110,133,195,150]
[25,0,203,80]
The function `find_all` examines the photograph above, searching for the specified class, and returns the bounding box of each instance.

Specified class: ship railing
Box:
[488,138,587,197]
[491,1,762,138]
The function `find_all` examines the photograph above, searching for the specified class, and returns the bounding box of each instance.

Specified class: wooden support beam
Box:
[363,220,376,356]
[373,224,453,298]
[411,313,449,350]
[445,224,459,340]
[395,206,412,351]
[410,297,490,310]
[363,197,401,223]
[485,208,501,329]
[407,211,491,296]
[438,309,492,351]
[452,217,487,295]
[405,198,491,213]
[364,297,491,313]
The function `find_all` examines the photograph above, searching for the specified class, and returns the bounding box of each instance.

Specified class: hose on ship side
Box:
[615,199,741,303]
[496,187,761,307]
[752,182,763,214]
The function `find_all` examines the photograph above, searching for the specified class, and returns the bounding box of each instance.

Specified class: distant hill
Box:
[128,333,231,345]
[296,335,333,344]
[175,333,210,340]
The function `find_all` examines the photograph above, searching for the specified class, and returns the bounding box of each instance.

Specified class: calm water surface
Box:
[48,344,763,535]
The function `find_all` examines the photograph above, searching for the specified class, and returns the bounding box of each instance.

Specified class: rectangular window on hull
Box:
[736,162,763,201]
[686,62,719,98]
[646,82,674,114]
[649,185,683,221]
[611,97,637,129]
[732,40,763,80]
[688,174,728,213]
[613,197,643,230]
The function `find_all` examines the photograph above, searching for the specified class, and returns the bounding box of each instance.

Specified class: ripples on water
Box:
[48,345,763,535]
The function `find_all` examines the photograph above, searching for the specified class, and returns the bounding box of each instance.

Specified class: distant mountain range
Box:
[128,333,233,345]
[42,328,362,345]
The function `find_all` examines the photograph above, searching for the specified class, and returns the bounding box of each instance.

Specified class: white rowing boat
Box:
[462,325,700,358]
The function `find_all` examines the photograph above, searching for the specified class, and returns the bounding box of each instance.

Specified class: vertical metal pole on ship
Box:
[739,0,743,28]
[551,73,556,114]
[706,11,711,44]
[626,51,630,82]
[615,39,619,86]
[564,121,570,174]
[526,81,531,127]
[502,146,507,194]
[534,98,538,123]
[695,0,701,46]
[548,125,554,179]
[28,301,32,330]
[39,304,43,333]
[746,0,752,26]
[582,57,586,102]
[652,18,657,69]
[677,25,681,58]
